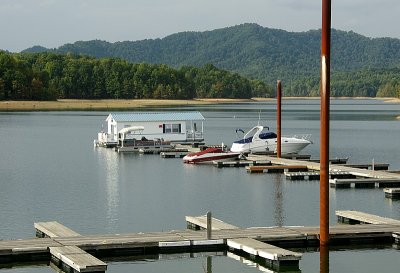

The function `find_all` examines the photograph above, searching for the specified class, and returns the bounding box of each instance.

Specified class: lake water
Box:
[0,99,399,273]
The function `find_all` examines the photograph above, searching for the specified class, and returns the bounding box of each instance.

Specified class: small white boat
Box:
[230,125,312,154]
[183,147,240,164]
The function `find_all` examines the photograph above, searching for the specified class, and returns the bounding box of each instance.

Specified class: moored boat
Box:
[230,125,312,154]
[183,147,240,164]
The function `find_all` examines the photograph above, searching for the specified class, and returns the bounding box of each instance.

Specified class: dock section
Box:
[35,221,81,238]
[336,210,400,225]
[247,155,400,189]
[227,238,301,268]
[0,237,61,263]
[186,215,239,230]
[2,212,400,272]
[50,246,107,273]
[246,165,308,174]
[186,215,302,268]
[35,221,107,273]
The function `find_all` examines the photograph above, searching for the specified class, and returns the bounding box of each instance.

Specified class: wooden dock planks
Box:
[336,210,400,225]
[186,215,239,230]
[3,212,400,271]
[34,221,107,273]
[50,246,107,272]
[227,238,301,261]
[245,155,400,190]
[186,215,302,266]
[0,238,61,256]
[35,221,81,238]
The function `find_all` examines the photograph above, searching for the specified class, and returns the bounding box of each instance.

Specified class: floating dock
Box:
[246,165,308,173]
[214,160,271,168]
[245,155,400,189]
[2,211,400,272]
[285,171,355,180]
[330,177,400,188]
[336,210,400,225]
[160,151,188,158]
[186,215,301,269]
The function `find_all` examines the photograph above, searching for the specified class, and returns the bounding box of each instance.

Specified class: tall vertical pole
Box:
[320,0,331,246]
[277,80,282,158]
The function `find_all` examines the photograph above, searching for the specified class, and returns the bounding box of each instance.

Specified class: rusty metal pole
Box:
[320,0,331,246]
[277,80,282,158]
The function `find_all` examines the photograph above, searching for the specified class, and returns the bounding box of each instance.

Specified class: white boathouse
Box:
[96,111,205,147]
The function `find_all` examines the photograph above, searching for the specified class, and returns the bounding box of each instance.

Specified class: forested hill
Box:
[23,23,400,83]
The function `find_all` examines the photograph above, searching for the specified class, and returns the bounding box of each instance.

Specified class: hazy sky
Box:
[1,0,399,52]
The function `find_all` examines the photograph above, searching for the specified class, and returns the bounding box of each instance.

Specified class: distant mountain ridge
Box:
[23,23,400,85]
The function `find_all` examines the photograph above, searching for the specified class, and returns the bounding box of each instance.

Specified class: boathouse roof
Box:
[107,112,205,122]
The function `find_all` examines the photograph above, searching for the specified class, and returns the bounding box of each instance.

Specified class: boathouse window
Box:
[163,123,181,133]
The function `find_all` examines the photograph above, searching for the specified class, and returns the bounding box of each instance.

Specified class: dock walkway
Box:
[2,211,400,272]
[186,215,302,268]
[246,155,400,188]
[336,210,400,225]
[35,221,107,273]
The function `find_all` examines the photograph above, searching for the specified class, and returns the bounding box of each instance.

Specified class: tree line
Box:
[0,51,273,101]
[20,23,400,99]
[284,68,400,98]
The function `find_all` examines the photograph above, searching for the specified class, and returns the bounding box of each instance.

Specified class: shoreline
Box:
[0,97,399,111]
[0,98,259,111]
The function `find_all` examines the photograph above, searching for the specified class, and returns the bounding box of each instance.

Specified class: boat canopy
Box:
[119,126,145,134]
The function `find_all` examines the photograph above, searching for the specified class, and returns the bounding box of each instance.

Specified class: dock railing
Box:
[186,131,204,141]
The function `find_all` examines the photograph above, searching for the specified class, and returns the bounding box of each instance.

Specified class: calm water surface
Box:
[0,99,399,273]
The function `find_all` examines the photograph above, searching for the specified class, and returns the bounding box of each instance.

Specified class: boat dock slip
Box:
[245,155,400,188]
[35,221,81,238]
[35,222,107,272]
[3,212,400,272]
[50,246,107,273]
[186,215,302,268]
[227,238,301,267]
[336,210,400,225]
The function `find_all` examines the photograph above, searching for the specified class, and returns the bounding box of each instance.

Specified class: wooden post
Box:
[207,211,212,239]
[277,80,282,158]
[372,158,375,177]
[320,0,331,246]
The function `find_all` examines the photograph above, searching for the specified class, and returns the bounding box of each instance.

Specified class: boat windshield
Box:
[259,132,277,139]
[234,132,277,144]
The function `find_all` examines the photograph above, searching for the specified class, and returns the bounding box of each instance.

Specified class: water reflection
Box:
[319,246,329,273]
[206,256,212,273]
[273,174,285,227]
[96,148,120,232]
